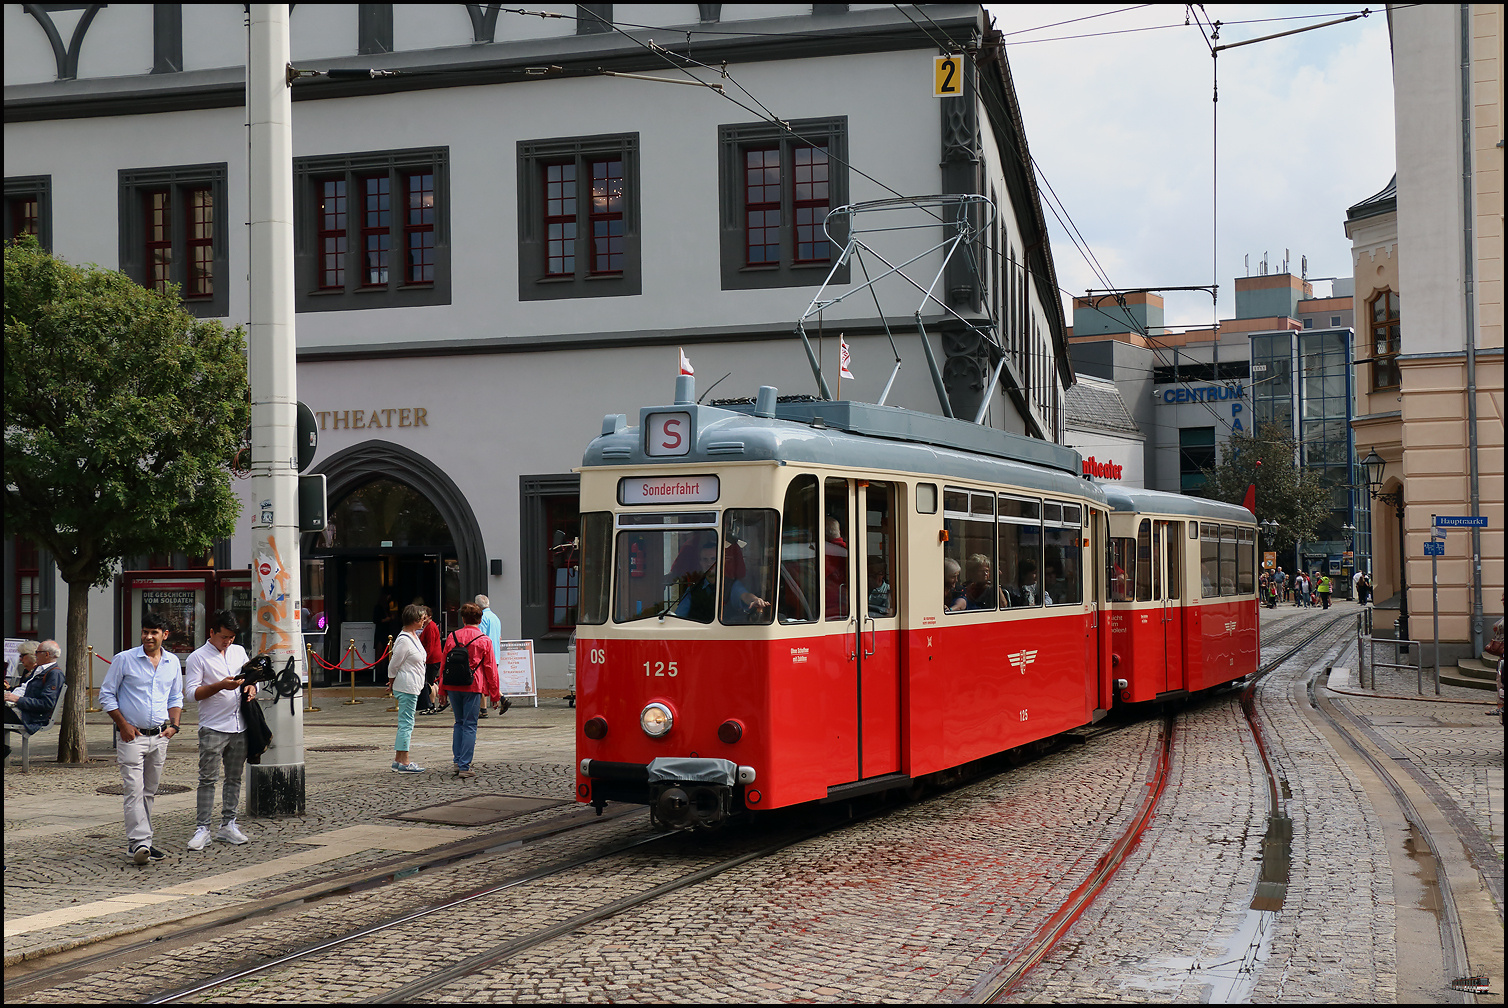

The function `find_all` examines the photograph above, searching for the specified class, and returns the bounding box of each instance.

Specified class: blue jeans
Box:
[450,691,481,770]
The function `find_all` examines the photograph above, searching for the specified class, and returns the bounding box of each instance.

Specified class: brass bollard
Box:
[86,646,103,711]
[342,639,363,705]
[303,642,322,712]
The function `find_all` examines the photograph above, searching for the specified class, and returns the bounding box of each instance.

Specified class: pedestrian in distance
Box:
[438,602,501,779]
[1271,567,1286,609]
[417,602,442,713]
[475,594,503,717]
[1359,572,1372,605]
[1317,573,1333,609]
[387,604,428,773]
[184,611,255,851]
[99,613,184,864]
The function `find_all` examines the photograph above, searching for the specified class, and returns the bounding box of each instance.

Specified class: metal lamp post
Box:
[1361,449,1408,647]
[1259,520,1279,607]
[1341,523,1356,599]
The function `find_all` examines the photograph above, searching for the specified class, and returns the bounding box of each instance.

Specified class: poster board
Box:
[496,639,538,706]
[4,638,25,680]
[341,622,376,667]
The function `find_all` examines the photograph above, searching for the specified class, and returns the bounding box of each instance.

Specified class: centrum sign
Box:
[1159,383,1245,404]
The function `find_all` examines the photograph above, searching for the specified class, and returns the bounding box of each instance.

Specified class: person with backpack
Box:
[436,602,501,779]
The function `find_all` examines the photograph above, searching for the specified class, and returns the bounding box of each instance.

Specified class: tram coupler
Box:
[650,783,732,831]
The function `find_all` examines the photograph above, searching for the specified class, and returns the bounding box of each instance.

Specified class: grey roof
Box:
[1347,175,1396,222]
[1063,379,1142,436]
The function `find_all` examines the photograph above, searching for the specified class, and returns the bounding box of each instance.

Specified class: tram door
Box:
[1089,509,1112,714]
[1156,521,1185,692]
[825,477,901,780]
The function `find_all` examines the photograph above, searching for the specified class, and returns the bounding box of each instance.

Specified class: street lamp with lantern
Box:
[1341,522,1357,598]
[1360,448,1408,646]
[1259,520,1280,607]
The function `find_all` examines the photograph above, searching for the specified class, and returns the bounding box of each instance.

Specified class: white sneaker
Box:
[217,821,250,845]
[188,826,213,851]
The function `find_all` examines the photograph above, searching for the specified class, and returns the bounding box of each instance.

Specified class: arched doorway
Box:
[304,441,485,684]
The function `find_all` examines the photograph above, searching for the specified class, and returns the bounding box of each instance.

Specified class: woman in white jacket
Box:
[387,604,429,773]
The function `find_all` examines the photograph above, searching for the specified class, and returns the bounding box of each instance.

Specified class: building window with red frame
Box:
[544,162,577,276]
[296,149,448,309]
[745,147,781,266]
[119,165,227,316]
[185,186,214,298]
[405,171,435,283]
[317,178,348,289]
[12,537,40,638]
[1369,290,1401,390]
[144,189,172,294]
[517,135,638,300]
[359,174,391,287]
[717,118,846,291]
[589,158,624,275]
[792,144,830,263]
[8,195,39,240]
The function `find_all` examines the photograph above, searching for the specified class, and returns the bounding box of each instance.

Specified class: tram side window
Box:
[577,511,611,625]
[944,489,996,612]
[1219,525,1238,596]
[1237,528,1255,595]
[778,475,819,623]
[998,494,1042,608]
[824,477,850,621]
[1109,537,1135,601]
[1043,502,1082,605]
[1200,524,1220,598]
[1135,519,1153,601]
[722,510,777,625]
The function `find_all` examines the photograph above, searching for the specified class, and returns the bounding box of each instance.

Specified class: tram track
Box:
[967,609,1358,1003]
[3,803,648,1002]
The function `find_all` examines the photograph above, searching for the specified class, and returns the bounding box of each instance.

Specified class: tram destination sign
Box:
[619,475,720,506]
[1434,515,1488,528]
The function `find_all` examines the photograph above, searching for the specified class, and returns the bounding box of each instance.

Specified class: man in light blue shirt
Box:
[99,613,184,864]
[474,594,504,715]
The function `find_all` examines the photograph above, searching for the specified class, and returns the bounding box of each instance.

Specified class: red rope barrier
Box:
[309,641,392,672]
[94,652,112,663]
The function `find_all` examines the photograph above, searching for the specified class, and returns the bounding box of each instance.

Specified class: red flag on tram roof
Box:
[678,347,694,376]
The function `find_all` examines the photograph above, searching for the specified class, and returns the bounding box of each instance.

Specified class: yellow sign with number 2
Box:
[934,54,963,97]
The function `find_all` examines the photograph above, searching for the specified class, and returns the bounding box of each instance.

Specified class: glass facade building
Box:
[1249,329,1367,585]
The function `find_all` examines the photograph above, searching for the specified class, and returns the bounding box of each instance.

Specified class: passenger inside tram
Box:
[673,536,770,623]
[1008,560,1042,607]
[944,557,967,611]
[963,553,1006,609]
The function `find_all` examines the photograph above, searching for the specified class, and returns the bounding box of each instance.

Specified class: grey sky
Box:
[986,4,1396,329]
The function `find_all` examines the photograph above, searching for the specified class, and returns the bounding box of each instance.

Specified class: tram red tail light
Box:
[718,719,743,744]
[584,716,608,740]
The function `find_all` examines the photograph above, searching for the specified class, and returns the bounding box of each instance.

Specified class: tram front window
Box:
[612,514,776,625]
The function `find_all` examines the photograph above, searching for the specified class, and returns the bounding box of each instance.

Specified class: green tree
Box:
[1199,425,1329,558]
[4,239,249,763]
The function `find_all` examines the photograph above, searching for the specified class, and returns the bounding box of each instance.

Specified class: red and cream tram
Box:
[574,379,1258,828]
[1103,488,1261,704]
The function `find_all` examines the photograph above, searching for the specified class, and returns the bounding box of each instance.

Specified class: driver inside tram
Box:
[674,537,770,622]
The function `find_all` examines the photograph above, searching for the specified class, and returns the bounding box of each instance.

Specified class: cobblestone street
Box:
[4,604,1502,1003]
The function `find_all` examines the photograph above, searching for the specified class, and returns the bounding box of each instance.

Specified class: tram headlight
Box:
[640,702,673,738]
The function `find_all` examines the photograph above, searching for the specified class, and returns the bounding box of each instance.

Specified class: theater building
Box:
[4,4,1075,687]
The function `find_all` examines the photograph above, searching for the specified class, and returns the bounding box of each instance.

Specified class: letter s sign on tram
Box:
[646,411,692,457]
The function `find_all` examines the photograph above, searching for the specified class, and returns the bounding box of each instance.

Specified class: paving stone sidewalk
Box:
[3,691,581,964]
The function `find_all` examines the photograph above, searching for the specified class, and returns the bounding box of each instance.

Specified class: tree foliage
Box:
[1198,425,1330,557]
[4,238,249,760]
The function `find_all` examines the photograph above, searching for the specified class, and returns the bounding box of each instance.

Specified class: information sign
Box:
[497,639,539,706]
[1435,515,1488,528]
[1423,541,1445,556]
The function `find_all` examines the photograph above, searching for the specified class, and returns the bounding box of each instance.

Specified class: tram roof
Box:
[583,395,1106,503]
[1102,485,1256,524]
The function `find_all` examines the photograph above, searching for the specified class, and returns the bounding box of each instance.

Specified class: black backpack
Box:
[442,631,475,687]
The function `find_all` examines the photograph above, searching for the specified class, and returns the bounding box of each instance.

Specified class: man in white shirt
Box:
[184,611,255,851]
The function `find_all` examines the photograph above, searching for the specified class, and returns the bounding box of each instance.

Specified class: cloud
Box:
[989,4,1395,327]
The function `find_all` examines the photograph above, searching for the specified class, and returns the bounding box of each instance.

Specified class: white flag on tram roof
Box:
[839,334,854,380]
[678,347,694,376]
